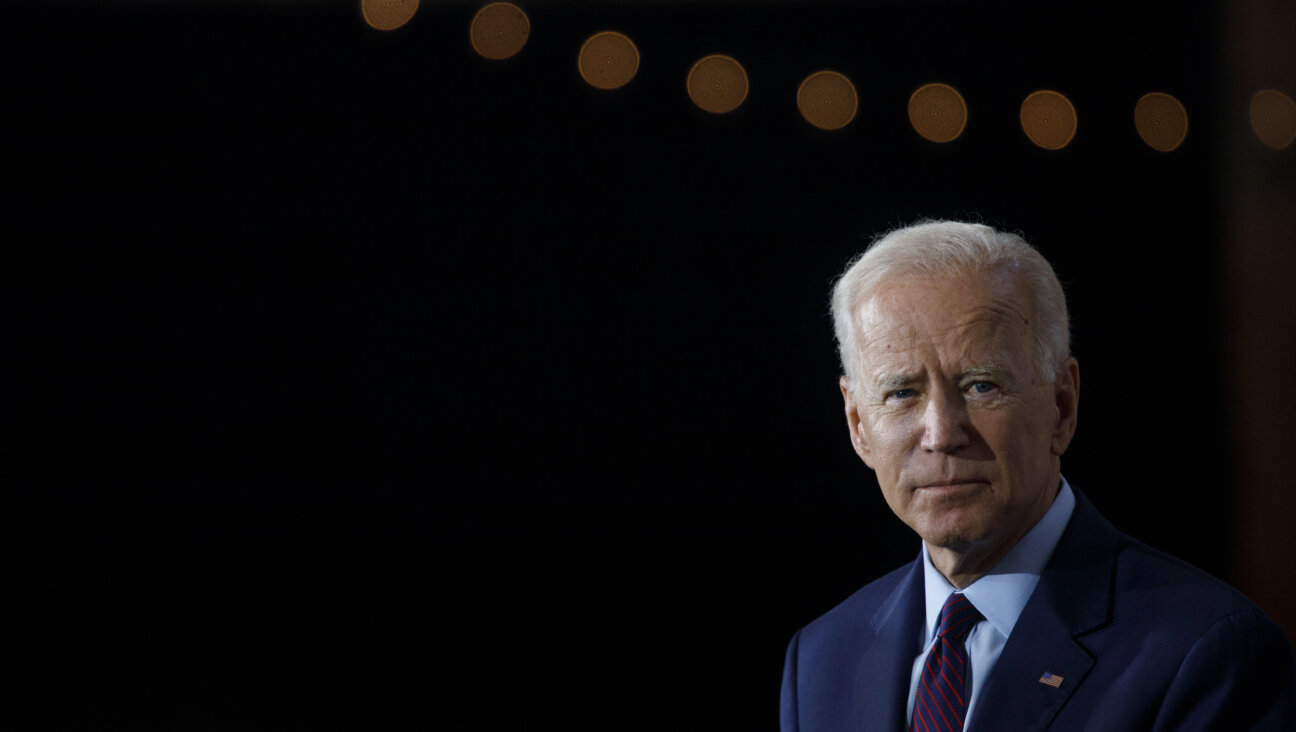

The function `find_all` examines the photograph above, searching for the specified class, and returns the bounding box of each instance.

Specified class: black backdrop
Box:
[5,0,1234,728]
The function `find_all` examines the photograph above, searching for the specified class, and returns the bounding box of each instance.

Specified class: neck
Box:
[928,543,1011,589]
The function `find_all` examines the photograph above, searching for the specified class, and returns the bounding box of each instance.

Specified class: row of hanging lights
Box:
[361,0,1296,152]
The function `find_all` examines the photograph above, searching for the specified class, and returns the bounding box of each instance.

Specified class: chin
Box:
[920,532,980,553]
[912,515,989,551]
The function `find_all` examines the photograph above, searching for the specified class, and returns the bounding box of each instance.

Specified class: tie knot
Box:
[936,593,984,644]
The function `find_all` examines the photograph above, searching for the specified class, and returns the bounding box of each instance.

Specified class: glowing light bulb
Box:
[797,71,857,131]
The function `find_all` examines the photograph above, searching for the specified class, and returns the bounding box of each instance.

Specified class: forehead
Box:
[854,271,1035,371]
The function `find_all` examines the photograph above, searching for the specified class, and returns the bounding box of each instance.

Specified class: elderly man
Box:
[780,221,1295,731]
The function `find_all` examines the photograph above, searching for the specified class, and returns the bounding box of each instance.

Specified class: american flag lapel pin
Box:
[1039,672,1064,688]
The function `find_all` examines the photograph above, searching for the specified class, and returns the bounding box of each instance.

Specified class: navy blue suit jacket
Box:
[780,489,1296,731]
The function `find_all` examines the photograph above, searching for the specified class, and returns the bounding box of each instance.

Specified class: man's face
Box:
[841,269,1079,561]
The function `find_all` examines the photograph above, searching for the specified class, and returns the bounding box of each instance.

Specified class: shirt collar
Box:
[921,477,1076,641]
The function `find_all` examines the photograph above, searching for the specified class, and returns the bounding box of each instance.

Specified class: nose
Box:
[919,387,971,453]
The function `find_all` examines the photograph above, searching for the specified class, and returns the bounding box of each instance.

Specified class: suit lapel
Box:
[852,557,925,732]
[970,489,1118,732]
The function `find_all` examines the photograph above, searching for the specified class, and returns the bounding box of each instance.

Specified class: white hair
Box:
[830,220,1070,390]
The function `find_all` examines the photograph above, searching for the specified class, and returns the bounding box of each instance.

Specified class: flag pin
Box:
[1039,672,1064,688]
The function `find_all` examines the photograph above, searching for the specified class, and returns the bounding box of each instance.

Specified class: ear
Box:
[1050,357,1080,456]
[840,377,874,467]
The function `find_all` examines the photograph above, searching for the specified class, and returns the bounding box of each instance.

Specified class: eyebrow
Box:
[961,363,1011,380]
[873,363,1012,390]
[876,373,918,391]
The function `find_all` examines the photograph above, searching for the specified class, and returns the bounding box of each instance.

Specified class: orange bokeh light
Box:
[796,71,858,131]
[470,2,530,61]
[361,0,417,32]
[1020,90,1077,150]
[908,83,967,143]
[1134,92,1188,152]
[578,31,640,91]
[686,55,749,114]
[1250,89,1296,150]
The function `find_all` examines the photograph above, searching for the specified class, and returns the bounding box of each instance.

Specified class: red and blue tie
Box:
[913,592,984,732]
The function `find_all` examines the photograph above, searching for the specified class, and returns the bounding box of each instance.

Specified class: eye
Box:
[967,381,997,395]
[887,388,917,401]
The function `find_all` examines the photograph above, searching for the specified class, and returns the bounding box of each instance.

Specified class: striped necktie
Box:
[913,592,984,732]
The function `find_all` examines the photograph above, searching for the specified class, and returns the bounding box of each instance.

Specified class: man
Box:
[780,220,1295,731]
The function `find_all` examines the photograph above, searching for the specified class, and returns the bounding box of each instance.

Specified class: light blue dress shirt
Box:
[905,478,1076,731]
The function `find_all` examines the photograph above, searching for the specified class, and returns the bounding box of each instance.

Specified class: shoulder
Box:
[781,558,922,730]
[1014,493,1295,729]
[1151,602,1296,730]
[1108,532,1271,634]
[1056,487,1271,635]
[1061,498,1283,645]
[1105,539,1296,729]
[1041,486,1292,674]
[797,560,915,645]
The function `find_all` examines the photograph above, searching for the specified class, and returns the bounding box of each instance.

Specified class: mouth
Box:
[916,480,986,492]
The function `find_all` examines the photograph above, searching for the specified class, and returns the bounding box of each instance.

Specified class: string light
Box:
[686,55,749,114]
[1250,90,1296,150]
[470,2,530,61]
[796,71,858,131]
[578,31,640,91]
[1134,92,1188,152]
[908,83,967,143]
[350,5,1296,156]
[361,0,417,31]
[1020,90,1077,150]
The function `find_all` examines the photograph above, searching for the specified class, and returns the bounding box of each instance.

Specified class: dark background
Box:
[2,0,1288,728]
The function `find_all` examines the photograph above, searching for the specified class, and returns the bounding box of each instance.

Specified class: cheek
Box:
[976,405,1052,465]
[864,418,918,472]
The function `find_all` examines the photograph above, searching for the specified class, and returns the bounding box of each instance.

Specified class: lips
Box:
[917,480,986,490]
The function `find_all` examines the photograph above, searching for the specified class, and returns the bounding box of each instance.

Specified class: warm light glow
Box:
[470,2,530,61]
[796,71,858,131]
[578,31,640,91]
[361,0,418,31]
[1134,92,1188,152]
[1020,90,1077,150]
[908,83,967,143]
[1250,89,1296,150]
[686,55,749,114]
